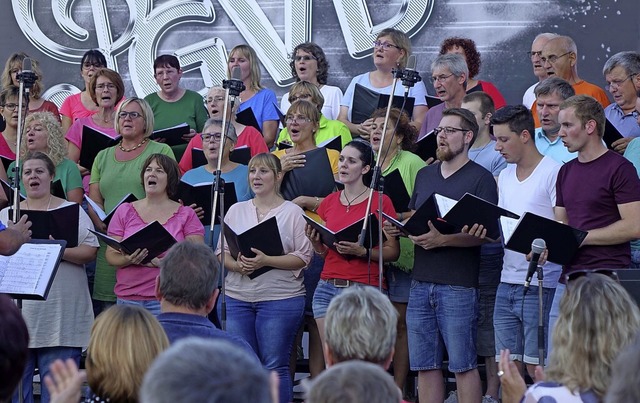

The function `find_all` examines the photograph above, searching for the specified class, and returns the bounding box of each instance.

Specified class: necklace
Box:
[254,199,280,221]
[26,195,52,211]
[119,137,148,152]
[342,188,368,212]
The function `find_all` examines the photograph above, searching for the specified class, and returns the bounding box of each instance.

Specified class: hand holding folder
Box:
[303,214,384,258]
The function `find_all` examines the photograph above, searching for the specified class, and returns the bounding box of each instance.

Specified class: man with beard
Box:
[403,108,497,403]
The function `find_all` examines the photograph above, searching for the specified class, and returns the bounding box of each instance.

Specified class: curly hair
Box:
[21,112,68,166]
[439,37,481,79]
[545,274,640,400]
[369,107,417,152]
[289,42,330,85]
[1,53,45,99]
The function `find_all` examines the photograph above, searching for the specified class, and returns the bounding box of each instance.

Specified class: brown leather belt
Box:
[326,278,366,288]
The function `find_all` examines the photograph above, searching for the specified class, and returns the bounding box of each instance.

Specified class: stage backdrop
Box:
[1,0,639,106]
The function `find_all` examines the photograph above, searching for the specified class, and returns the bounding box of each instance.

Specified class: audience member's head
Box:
[0,294,29,403]
[324,287,397,368]
[605,334,640,403]
[546,273,640,400]
[305,360,401,403]
[86,305,169,403]
[156,242,220,315]
[140,338,273,403]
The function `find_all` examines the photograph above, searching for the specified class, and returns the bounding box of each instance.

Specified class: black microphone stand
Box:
[537,264,545,367]
[214,76,245,330]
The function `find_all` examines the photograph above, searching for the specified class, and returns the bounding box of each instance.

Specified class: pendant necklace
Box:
[343,188,368,212]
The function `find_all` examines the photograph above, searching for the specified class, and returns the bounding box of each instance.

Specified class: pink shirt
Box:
[60,93,96,120]
[0,135,16,160]
[108,203,204,300]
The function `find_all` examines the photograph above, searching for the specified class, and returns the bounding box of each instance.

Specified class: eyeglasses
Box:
[288,93,312,103]
[285,115,312,124]
[82,62,103,69]
[431,74,454,84]
[201,133,223,142]
[294,55,317,62]
[204,96,225,105]
[373,40,401,51]
[527,51,543,59]
[434,126,468,136]
[96,83,116,90]
[540,52,572,64]
[118,111,143,119]
[564,268,619,285]
[1,103,26,111]
[606,74,636,92]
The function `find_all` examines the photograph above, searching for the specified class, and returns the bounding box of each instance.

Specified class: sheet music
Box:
[0,243,62,297]
[499,216,519,244]
[434,194,457,217]
[84,195,107,221]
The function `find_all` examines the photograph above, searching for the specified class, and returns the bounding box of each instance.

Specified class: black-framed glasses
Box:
[564,268,619,285]
[527,50,543,59]
[606,74,636,92]
[201,132,223,142]
[434,126,468,136]
[540,51,572,64]
[118,111,143,119]
[294,55,317,62]
[373,40,401,51]
[83,62,104,69]
[431,74,454,84]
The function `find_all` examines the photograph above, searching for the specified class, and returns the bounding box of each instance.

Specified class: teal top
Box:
[9,157,83,198]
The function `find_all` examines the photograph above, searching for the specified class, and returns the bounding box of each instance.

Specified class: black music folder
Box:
[223,216,284,279]
[79,126,120,171]
[426,95,443,109]
[0,240,67,300]
[229,146,251,165]
[351,84,415,124]
[303,214,383,257]
[0,155,13,172]
[90,221,177,264]
[499,212,588,265]
[236,108,261,132]
[381,193,455,236]
[434,193,519,240]
[85,193,138,226]
[191,148,207,168]
[277,141,293,151]
[50,179,66,199]
[1,179,25,202]
[415,130,438,161]
[603,118,624,149]
[19,203,79,247]
[318,136,342,152]
[281,148,336,201]
[150,123,190,146]
[382,169,410,213]
[177,181,237,225]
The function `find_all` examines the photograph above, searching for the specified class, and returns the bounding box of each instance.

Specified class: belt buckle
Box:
[333,278,350,288]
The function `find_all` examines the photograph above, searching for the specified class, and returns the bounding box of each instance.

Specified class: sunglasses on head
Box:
[564,268,619,285]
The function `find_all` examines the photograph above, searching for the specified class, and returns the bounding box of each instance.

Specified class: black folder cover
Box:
[383,169,410,213]
[191,148,207,168]
[90,221,177,264]
[603,118,624,149]
[499,212,588,265]
[281,148,336,200]
[1,179,25,202]
[229,146,251,165]
[223,216,284,279]
[382,193,455,236]
[426,95,443,109]
[19,204,79,247]
[236,108,261,132]
[351,84,415,124]
[0,155,13,172]
[150,123,190,146]
[318,136,342,152]
[177,181,237,225]
[415,130,438,161]
[79,126,120,171]
[303,214,383,257]
[50,179,66,199]
[439,193,519,240]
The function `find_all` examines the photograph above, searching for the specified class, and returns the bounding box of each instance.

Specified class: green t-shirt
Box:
[144,90,208,133]
[9,157,83,198]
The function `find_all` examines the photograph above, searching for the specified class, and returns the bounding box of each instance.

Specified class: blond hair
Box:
[21,112,67,166]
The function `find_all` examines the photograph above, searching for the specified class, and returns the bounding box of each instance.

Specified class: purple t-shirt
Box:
[556,150,640,275]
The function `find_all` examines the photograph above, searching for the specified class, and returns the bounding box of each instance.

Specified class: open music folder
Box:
[281,147,336,201]
[150,123,191,146]
[17,203,80,247]
[177,181,237,225]
[303,214,384,258]
[79,126,120,171]
[351,84,415,124]
[381,193,455,237]
[85,193,138,226]
[0,240,66,300]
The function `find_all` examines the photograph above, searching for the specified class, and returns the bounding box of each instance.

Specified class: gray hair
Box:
[324,287,397,365]
[431,53,469,80]
[158,242,220,311]
[305,360,401,403]
[533,32,558,43]
[203,117,237,143]
[603,51,640,77]
[140,338,271,403]
[534,76,576,100]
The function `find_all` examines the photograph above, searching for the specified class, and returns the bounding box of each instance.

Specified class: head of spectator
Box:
[558,95,606,157]
[534,76,576,136]
[462,91,495,142]
[0,294,29,403]
[305,360,401,403]
[528,33,558,82]
[435,107,478,162]
[430,53,468,107]
[603,51,640,115]
[541,35,579,83]
[324,286,397,368]
[89,68,125,108]
[86,305,169,403]
[140,338,274,403]
[1,52,45,100]
[605,334,640,403]
[545,273,640,400]
[289,42,330,85]
[153,54,183,99]
[491,105,537,164]
[288,81,325,112]
[369,107,417,155]
[439,37,481,81]
[228,44,263,92]
[156,241,220,315]
[373,28,411,71]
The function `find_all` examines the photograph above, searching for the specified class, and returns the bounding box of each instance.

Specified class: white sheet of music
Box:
[499,216,520,244]
[0,243,63,298]
[434,193,457,217]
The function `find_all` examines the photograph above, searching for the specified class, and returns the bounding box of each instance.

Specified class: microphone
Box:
[223,66,245,97]
[17,58,37,91]
[401,55,421,90]
[524,238,546,292]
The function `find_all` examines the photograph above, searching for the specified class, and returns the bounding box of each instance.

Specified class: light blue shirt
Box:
[605,102,640,138]
[535,128,577,164]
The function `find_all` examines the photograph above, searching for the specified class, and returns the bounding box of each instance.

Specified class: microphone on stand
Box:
[524,238,546,293]
[400,54,421,95]
[17,58,37,92]
[223,67,245,98]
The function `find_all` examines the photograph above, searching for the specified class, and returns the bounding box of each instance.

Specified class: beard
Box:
[436,139,465,162]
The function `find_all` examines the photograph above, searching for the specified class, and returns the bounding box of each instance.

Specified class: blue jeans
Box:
[407,280,478,373]
[12,347,82,403]
[116,298,161,316]
[547,282,566,357]
[493,283,555,365]
[223,295,304,403]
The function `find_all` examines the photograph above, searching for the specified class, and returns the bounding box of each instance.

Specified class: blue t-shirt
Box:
[237,88,279,131]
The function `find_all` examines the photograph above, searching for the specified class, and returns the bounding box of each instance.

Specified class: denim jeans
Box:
[12,347,82,403]
[547,282,566,357]
[116,298,161,316]
[223,295,304,403]
[407,280,478,372]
